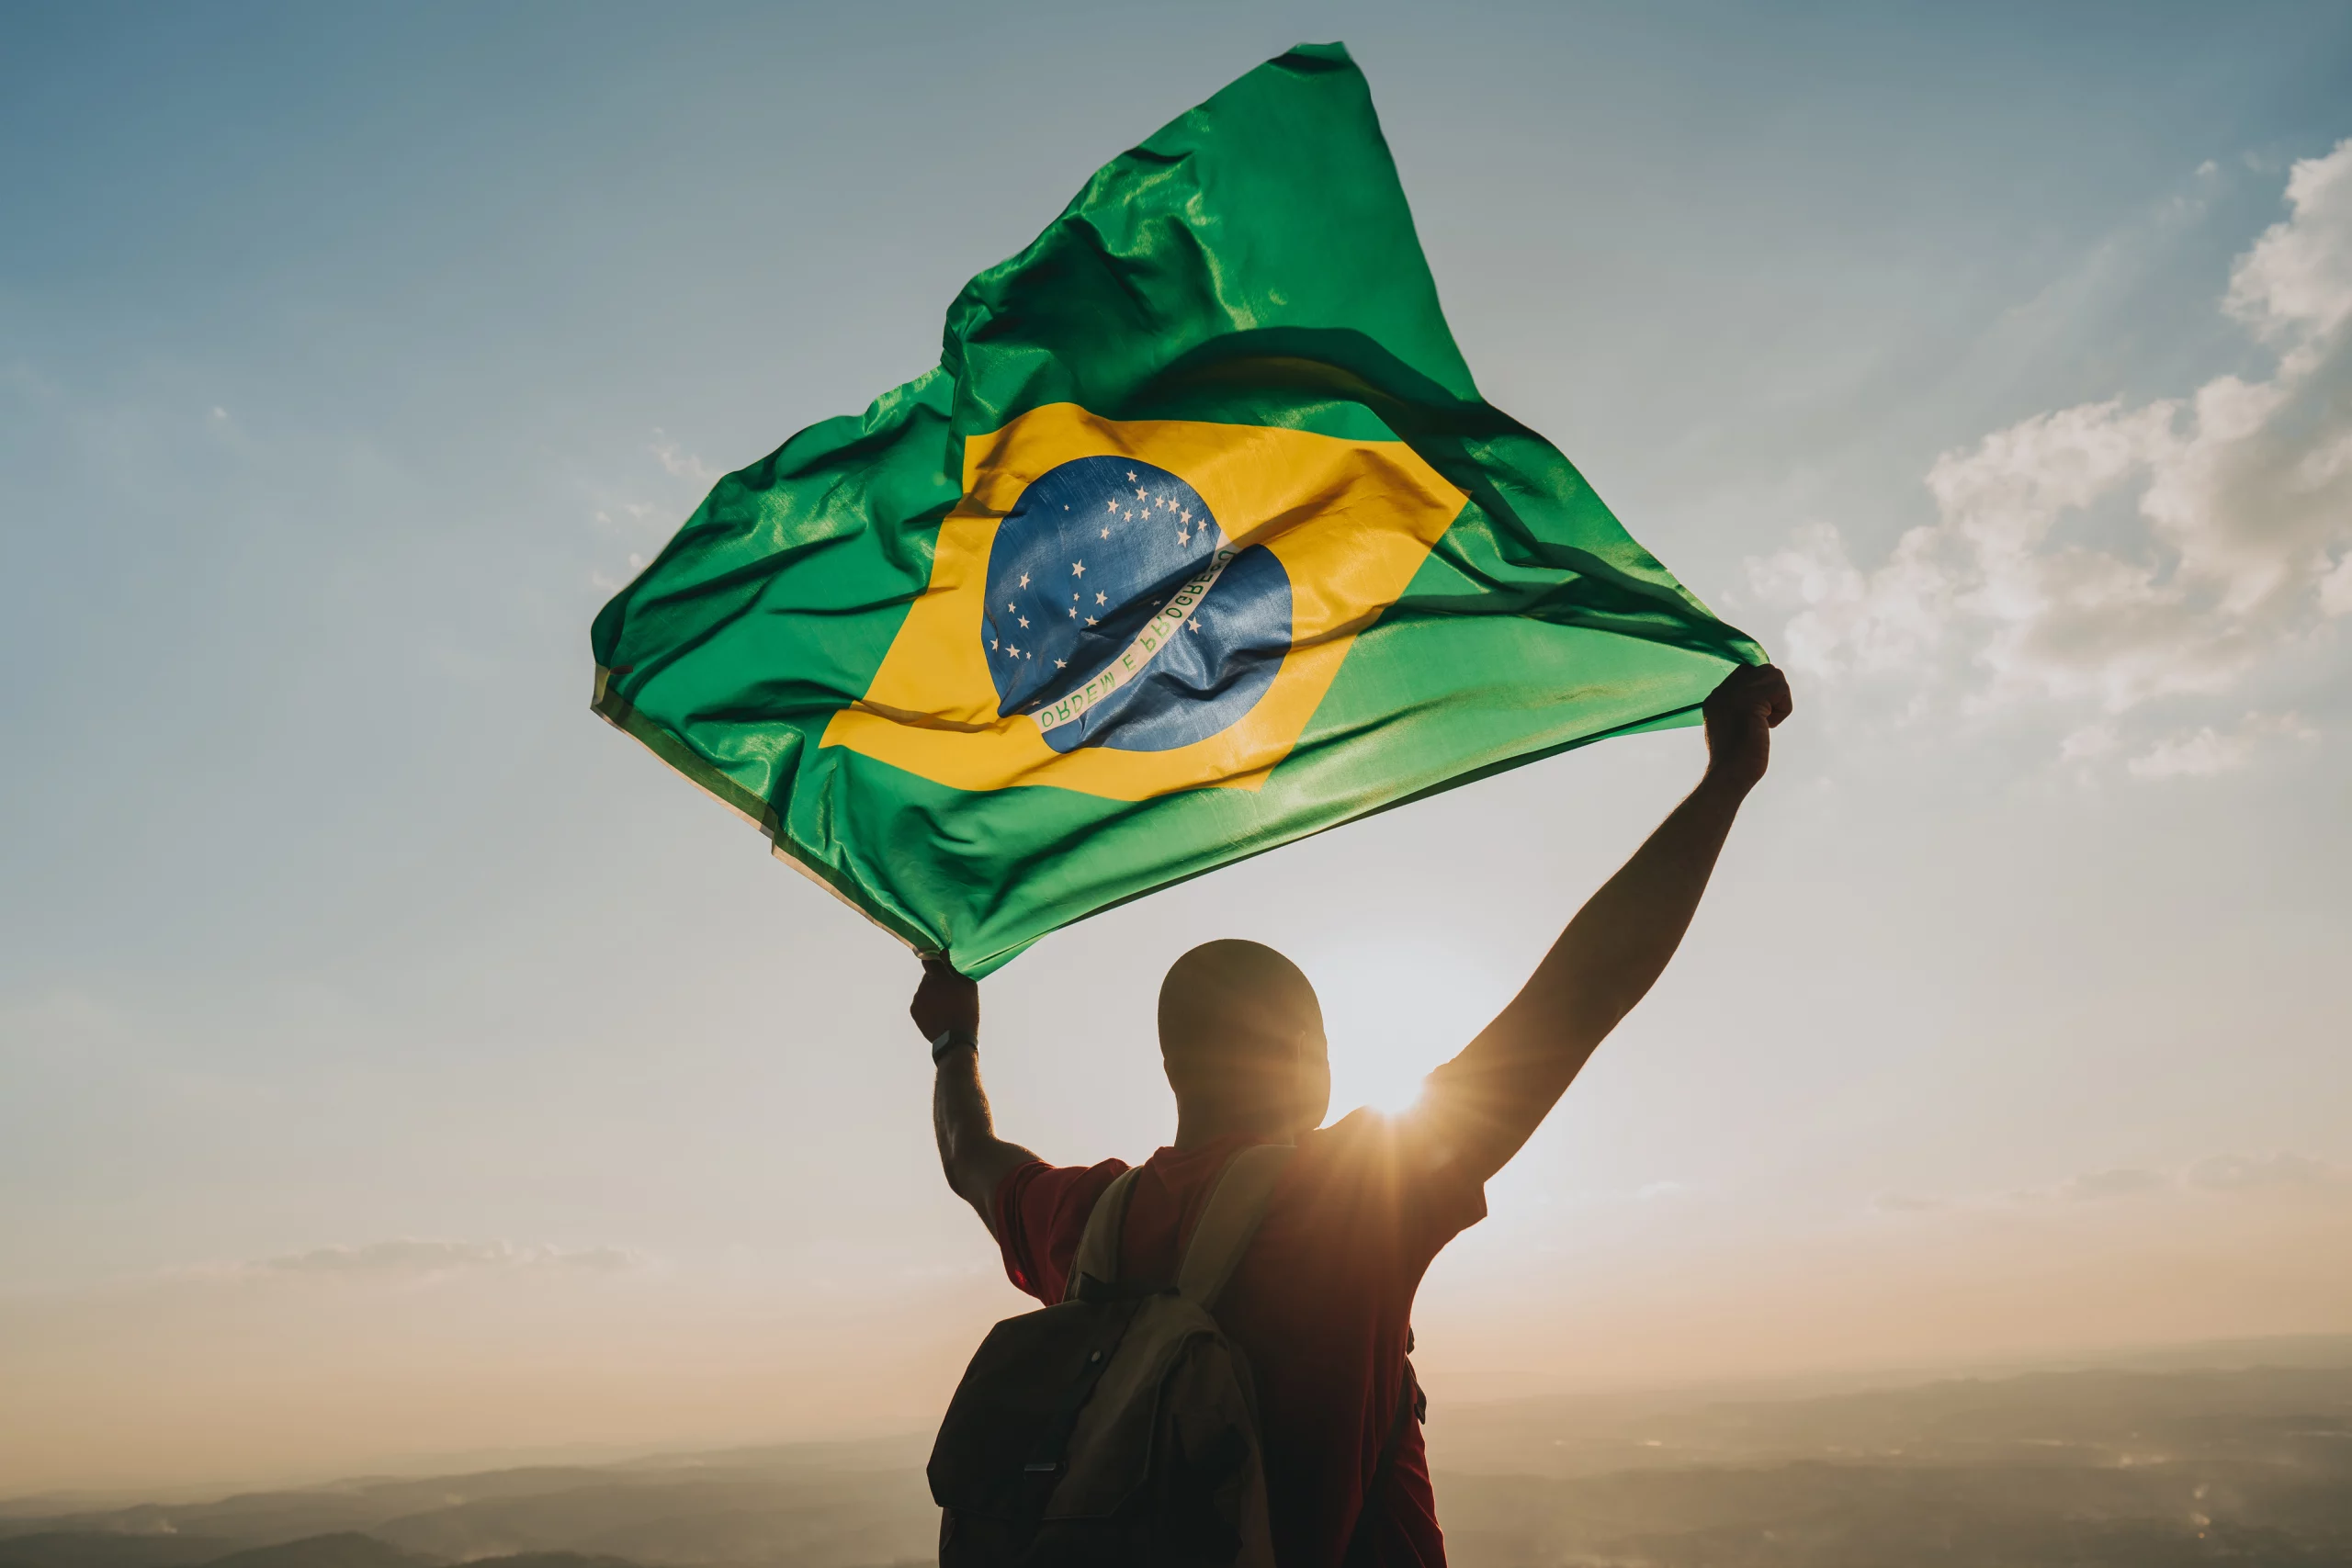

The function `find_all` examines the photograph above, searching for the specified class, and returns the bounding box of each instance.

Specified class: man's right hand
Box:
[1701,663,1792,795]
[911,957,979,1047]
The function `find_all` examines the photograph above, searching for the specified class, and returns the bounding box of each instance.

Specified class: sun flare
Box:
[1313,941,1503,1121]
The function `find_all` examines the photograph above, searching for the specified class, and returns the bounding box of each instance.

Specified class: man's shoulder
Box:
[994,1156,1137,1303]
[1011,1154,1142,1236]
[1285,1107,1488,1234]
[1002,1153,1131,1214]
[1295,1105,1420,1166]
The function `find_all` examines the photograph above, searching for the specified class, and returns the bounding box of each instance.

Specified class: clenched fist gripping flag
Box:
[591,43,1762,976]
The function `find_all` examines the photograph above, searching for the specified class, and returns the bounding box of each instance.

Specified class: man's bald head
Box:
[1158,940,1330,1136]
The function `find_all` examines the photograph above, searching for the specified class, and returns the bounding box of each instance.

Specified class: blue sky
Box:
[5,0,2351,1491]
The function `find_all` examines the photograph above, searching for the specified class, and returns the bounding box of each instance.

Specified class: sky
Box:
[4,0,2351,1495]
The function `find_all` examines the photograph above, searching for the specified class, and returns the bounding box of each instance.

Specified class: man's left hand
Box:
[911,957,979,1047]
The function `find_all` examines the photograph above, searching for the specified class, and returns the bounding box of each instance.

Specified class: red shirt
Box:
[991,1108,1487,1568]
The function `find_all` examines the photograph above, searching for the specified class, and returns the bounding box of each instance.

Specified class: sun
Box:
[1311,941,1503,1120]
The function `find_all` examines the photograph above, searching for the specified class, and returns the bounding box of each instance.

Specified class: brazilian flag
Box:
[591,42,1760,977]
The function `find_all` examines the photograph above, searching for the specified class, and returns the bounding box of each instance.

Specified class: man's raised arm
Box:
[1421,663,1792,1183]
[912,959,1040,1235]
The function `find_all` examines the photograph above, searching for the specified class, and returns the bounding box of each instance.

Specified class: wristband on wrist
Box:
[930,1027,977,1066]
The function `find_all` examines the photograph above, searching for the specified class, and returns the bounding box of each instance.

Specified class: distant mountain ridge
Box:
[192,1535,430,1568]
[0,1442,939,1568]
[0,1540,674,1568]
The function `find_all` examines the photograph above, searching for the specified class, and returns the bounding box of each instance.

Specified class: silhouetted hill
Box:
[1439,1458,2352,1567]
[0,1471,635,1560]
[0,1539,668,1568]
[364,1472,933,1565]
[196,1537,429,1568]
[0,1534,240,1568]
[1436,1361,2352,1480]
[0,1443,939,1568]
[1428,1359,2352,1568]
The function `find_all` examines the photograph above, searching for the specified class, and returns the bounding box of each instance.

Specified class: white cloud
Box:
[1880,1152,2341,1214]
[650,428,716,485]
[2228,139,2352,343]
[248,1238,640,1279]
[2059,1167,2169,1201]
[2185,1151,2334,1190]
[2321,551,2352,615]
[2126,710,2316,779]
[2059,721,2120,764]
[1871,1191,1945,1213]
[588,471,684,592]
[1743,519,1954,679]
[1750,139,2352,724]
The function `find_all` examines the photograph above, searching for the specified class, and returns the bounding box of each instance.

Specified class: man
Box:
[913,662,1792,1567]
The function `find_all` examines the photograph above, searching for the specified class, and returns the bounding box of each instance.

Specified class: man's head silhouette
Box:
[1158,939,1330,1141]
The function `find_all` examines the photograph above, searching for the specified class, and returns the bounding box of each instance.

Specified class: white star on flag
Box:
[1071,561,1085,577]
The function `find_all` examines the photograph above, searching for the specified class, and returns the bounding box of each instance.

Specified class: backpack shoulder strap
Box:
[1176,1143,1294,1309]
[1065,1167,1142,1303]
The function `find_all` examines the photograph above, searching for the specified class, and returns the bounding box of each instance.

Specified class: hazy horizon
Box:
[5,1335,2352,1504]
[6,0,2350,1497]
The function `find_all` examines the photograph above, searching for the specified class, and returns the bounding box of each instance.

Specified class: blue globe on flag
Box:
[982,457,1295,753]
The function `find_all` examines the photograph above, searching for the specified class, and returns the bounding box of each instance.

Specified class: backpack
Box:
[928,1144,1293,1568]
